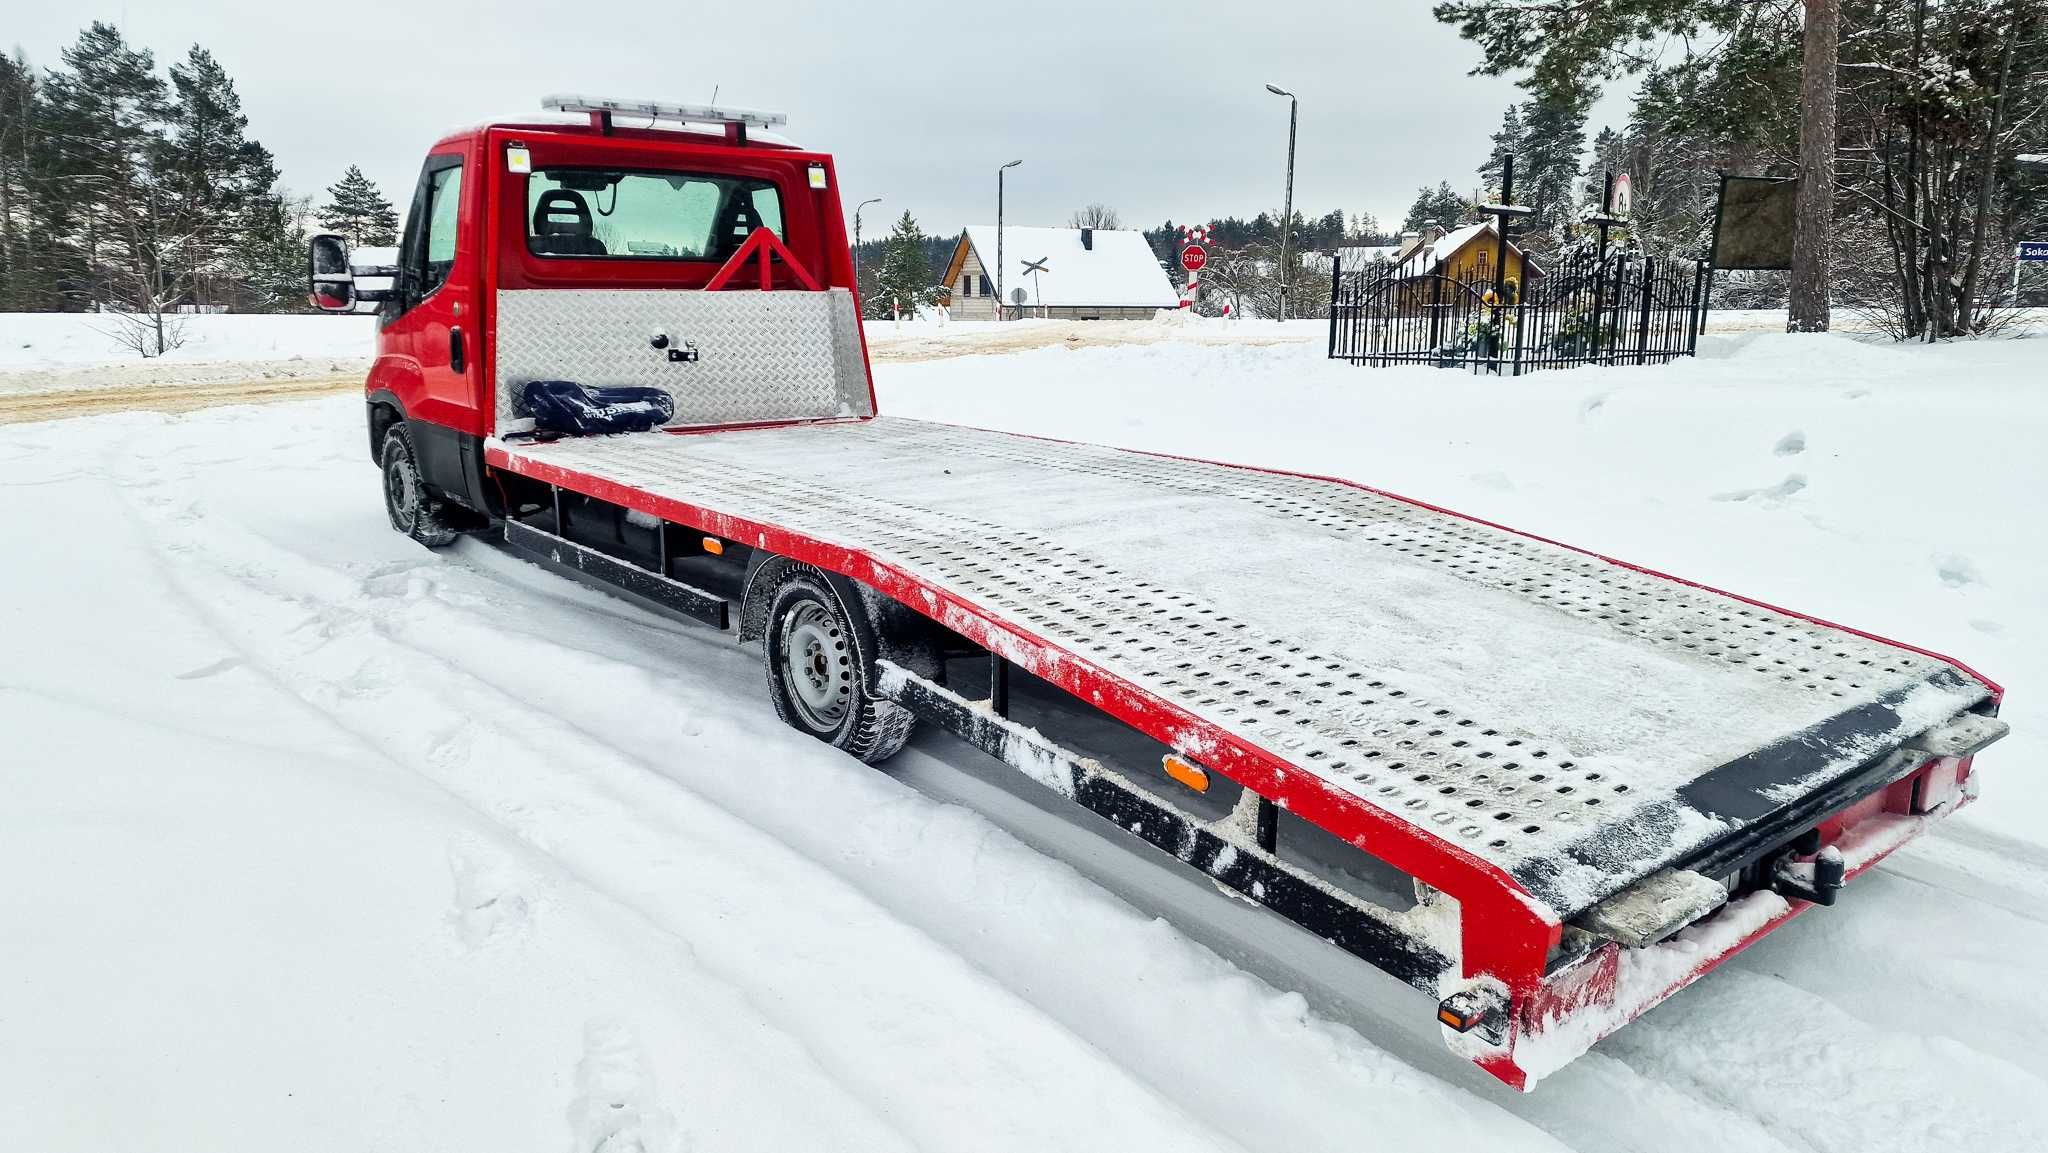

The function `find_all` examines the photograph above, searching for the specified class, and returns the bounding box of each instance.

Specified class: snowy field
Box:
[2,318,2045,1151]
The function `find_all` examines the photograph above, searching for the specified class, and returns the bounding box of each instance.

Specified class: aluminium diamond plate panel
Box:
[493,288,873,430]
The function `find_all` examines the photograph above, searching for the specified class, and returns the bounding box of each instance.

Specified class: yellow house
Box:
[1389,220,1541,300]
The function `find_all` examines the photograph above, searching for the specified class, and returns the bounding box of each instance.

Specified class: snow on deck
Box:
[494,416,1989,914]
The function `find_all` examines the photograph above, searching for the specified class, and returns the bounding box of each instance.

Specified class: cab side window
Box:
[418,164,463,296]
[389,156,464,318]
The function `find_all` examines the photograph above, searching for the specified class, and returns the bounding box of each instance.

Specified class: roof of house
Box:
[1390,220,1542,280]
[956,225,1178,309]
[1335,243,1403,266]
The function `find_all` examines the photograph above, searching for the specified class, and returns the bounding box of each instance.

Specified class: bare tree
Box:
[1067,203,1122,229]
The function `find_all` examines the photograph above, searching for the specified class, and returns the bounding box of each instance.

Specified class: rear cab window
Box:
[526,169,783,262]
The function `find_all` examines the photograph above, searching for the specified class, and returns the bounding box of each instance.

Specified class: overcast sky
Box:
[8,1,1630,238]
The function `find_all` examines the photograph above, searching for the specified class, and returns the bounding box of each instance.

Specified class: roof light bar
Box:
[542,94,788,130]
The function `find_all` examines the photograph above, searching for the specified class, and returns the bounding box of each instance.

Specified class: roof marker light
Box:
[808,164,829,191]
[506,145,532,174]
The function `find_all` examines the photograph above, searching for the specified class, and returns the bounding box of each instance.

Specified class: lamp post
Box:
[852,196,882,284]
[997,159,1022,320]
[1265,83,1298,322]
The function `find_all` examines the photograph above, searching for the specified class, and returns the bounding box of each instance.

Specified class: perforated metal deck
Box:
[493,417,1991,914]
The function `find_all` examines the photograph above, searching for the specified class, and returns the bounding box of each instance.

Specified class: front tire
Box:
[763,570,915,764]
[380,422,459,549]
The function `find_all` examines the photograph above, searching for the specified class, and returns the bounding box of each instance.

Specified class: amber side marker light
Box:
[1163,754,1209,793]
[702,536,725,556]
[1436,986,1507,1038]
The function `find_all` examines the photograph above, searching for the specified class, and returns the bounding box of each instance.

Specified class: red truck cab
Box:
[310,95,866,536]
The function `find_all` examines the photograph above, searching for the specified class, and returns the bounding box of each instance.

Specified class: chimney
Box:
[1397,230,1423,259]
[1080,227,1094,251]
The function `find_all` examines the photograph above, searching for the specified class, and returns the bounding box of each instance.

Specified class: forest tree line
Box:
[0,22,406,347]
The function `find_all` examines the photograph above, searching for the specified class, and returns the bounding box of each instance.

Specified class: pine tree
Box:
[42,22,170,311]
[872,211,939,317]
[1402,181,1470,232]
[1478,103,1523,194]
[162,46,282,307]
[1517,95,1590,250]
[320,165,399,247]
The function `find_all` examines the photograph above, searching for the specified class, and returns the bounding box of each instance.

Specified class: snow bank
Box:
[0,311,376,369]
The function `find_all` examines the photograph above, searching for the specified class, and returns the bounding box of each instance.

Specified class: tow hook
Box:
[1771,843,1845,907]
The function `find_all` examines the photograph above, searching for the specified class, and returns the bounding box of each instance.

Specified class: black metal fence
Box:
[1327,248,1708,375]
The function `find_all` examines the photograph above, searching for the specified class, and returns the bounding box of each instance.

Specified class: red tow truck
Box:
[307,95,2007,1089]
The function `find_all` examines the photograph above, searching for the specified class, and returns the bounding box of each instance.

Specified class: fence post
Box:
[1635,256,1656,365]
[1428,274,1444,354]
[1327,253,1342,359]
[1511,290,1526,377]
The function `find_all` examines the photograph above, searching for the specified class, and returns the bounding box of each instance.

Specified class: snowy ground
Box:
[2,318,2045,1151]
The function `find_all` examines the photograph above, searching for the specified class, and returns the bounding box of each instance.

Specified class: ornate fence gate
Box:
[1327,248,1708,375]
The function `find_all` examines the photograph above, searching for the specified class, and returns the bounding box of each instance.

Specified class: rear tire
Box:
[380,422,459,549]
[763,570,915,764]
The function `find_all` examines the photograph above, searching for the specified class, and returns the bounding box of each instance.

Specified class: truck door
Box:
[392,146,480,433]
[380,143,486,505]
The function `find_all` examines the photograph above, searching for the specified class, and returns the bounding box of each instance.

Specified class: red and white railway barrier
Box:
[1179,224,1211,309]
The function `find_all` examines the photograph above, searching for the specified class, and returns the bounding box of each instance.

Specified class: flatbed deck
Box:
[488,415,1994,918]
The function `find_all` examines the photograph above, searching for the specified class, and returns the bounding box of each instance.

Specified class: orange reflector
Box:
[1163,754,1209,793]
[702,536,725,556]
[1437,1007,1470,1030]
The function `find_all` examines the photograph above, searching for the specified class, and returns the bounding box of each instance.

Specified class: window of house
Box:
[979,274,992,296]
[960,274,972,297]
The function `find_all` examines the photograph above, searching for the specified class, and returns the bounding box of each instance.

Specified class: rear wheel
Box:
[763,570,914,763]
[380,422,458,549]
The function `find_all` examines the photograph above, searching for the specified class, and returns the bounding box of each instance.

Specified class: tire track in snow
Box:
[102,426,1259,1153]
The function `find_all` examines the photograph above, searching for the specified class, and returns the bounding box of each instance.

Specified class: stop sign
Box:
[1180,244,1208,272]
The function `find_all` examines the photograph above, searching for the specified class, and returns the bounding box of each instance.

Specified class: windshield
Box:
[525,168,784,261]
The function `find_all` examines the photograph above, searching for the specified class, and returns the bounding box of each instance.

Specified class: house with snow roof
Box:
[939,226,1179,320]
[1386,219,1542,297]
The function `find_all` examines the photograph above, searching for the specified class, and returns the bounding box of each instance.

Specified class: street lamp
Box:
[852,196,882,284]
[997,159,1022,320]
[1265,83,1298,322]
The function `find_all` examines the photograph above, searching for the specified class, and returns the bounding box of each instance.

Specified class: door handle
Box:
[449,326,466,374]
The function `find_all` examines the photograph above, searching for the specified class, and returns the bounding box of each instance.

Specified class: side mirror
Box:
[308,233,356,313]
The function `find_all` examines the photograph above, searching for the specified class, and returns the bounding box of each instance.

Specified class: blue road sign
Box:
[2020,241,2048,262]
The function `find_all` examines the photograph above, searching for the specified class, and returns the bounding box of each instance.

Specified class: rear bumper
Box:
[1465,753,1979,1090]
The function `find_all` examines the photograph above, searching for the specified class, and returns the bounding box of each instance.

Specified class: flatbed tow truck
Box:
[308,95,2008,1089]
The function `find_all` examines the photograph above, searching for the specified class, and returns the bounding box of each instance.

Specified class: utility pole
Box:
[1266,84,1298,321]
[852,196,881,286]
[997,159,1022,321]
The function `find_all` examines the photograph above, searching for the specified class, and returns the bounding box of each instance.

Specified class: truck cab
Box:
[308,95,869,540]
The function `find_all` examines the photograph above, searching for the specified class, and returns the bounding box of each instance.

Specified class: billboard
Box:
[1710,176,1799,272]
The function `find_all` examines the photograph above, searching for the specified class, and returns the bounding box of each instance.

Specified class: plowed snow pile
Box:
[1,321,2043,1152]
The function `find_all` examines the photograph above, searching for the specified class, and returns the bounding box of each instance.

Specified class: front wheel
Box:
[380,422,459,548]
[762,570,915,764]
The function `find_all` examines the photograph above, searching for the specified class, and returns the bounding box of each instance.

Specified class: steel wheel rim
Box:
[386,453,419,532]
[781,600,852,731]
